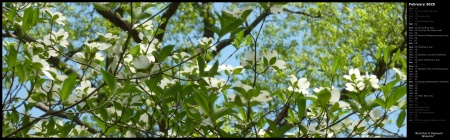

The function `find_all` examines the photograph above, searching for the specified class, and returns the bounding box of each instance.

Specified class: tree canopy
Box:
[2,2,407,138]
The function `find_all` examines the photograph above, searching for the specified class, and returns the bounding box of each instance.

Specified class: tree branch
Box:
[34,104,99,135]
[154,2,180,42]
[211,10,271,60]
[94,5,142,43]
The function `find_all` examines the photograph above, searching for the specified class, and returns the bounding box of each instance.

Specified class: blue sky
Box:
[2,2,406,137]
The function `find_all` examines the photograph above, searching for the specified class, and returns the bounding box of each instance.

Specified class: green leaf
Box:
[266,119,278,134]
[317,89,331,106]
[31,8,40,27]
[145,74,162,91]
[207,25,221,35]
[155,29,165,35]
[331,55,341,74]
[278,125,294,137]
[396,109,406,128]
[15,64,26,82]
[142,3,156,11]
[158,45,175,61]
[11,107,19,124]
[105,125,120,134]
[93,3,109,11]
[222,19,244,37]
[21,7,34,35]
[194,90,210,115]
[240,9,253,20]
[383,47,391,64]
[232,30,244,47]
[207,60,219,77]
[212,107,235,121]
[373,98,386,109]
[61,122,75,136]
[97,106,109,121]
[197,56,206,76]
[7,45,17,67]
[230,27,246,38]
[136,12,152,21]
[232,67,243,74]
[259,2,269,10]
[122,107,133,121]
[60,74,78,101]
[101,69,117,94]
[8,7,17,24]
[329,102,340,113]
[93,117,106,131]
[164,82,181,99]
[234,94,244,106]
[47,117,56,135]
[296,95,306,120]
[392,86,406,103]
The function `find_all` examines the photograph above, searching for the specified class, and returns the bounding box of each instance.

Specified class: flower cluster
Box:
[241,50,286,71]
[343,68,380,92]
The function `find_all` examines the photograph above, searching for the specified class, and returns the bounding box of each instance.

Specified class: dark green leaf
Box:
[97,106,109,121]
[296,95,306,120]
[222,19,244,37]
[145,74,162,91]
[11,107,19,124]
[317,89,331,107]
[392,86,406,103]
[8,7,17,24]
[93,117,106,131]
[234,94,244,106]
[373,98,386,109]
[197,56,206,76]
[158,45,175,61]
[194,90,210,115]
[155,29,165,35]
[230,27,246,38]
[101,69,117,94]
[278,125,294,137]
[31,7,40,27]
[207,60,219,77]
[21,7,34,35]
[212,107,235,122]
[7,44,17,67]
[93,3,109,11]
[207,26,222,38]
[240,9,253,20]
[60,74,78,101]
[164,82,181,99]
[396,109,406,128]
[259,2,269,10]
[136,12,152,21]
[47,117,55,134]
[266,119,278,134]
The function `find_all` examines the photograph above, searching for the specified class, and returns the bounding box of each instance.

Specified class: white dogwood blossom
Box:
[344,68,380,92]
[288,75,310,95]
[251,90,273,102]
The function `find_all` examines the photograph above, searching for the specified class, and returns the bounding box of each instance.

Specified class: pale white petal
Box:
[201,117,213,126]
[97,43,112,50]
[94,53,105,61]
[125,131,136,138]
[272,60,286,70]
[42,70,55,81]
[330,88,341,104]
[393,68,407,81]
[133,55,151,69]
[228,94,236,101]
[345,83,356,92]
[297,78,310,89]
[270,5,283,14]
